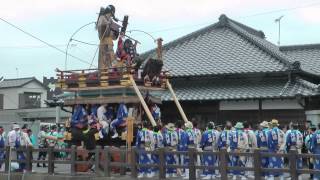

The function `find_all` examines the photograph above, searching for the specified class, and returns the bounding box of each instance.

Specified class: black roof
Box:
[0,77,46,89]
[143,14,301,78]
[280,44,320,76]
[161,76,319,101]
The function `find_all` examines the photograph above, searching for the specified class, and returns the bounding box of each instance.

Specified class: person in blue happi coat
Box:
[176,121,187,177]
[218,120,233,172]
[110,103,128,138]
[229,122,248,180]
[305,124,316,180]
[151,103,161,120]
[163,123,178,178]
[200,122,220,179]
[136,121,155,178]
[285,122,303,177]
[267,119,285,180]
[71,105,87,146]
[151,125,163,174]
[0,126,5,170]
[310,123,320,180]
[182,121,196,179]
[256,121,269,177]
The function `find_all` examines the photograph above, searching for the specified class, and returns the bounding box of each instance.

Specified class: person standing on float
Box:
[97,5,119,69]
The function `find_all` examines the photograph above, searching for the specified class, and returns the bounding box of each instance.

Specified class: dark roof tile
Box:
[161,77,319,101]
[143,15,292,77]
[280,44,320,75]
[0,77,44,89]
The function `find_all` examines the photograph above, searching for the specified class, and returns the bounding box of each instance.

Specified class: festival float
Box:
[54,5,190,172]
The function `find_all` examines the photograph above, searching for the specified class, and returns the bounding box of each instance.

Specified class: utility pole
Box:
[275,15,284,46]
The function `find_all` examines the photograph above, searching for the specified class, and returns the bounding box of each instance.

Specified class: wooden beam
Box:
[129,75,157,127]
[62,85,166,92]
[259,99,262,122]
[166,80,189,123]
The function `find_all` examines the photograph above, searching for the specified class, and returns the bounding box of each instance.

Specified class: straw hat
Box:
[165,123,176,131]
[234,122,244,129]
[270,119,279,126]
[260,121,269,128]
[184,121,193,129]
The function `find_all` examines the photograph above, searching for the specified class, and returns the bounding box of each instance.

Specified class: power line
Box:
[0,44,70,49]
[0,17,95,67]
[240,1,320,18]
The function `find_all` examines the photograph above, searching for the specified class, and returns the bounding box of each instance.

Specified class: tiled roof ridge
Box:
[143,14,268,58]
[226,17,265,38]
[142,22,220,58]
[0,76,46,89]
[3,77,35,81]
[295,76,320,92]
[222,15,299,71]
[280,43,320,51]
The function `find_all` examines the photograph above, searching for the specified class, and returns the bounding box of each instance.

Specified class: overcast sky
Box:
[1,0,320,80]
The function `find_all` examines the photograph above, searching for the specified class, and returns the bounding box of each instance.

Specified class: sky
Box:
[0,0,320,81]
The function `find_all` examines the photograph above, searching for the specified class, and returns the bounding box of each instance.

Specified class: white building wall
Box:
[0,88,19,109]
[0,81,47,109]
[262,99,303,109]
[305,110,320,125]
[219,99,303,110]
[220,100,259,110]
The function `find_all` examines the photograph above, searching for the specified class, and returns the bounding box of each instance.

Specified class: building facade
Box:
[0,77,70,123]
[143,14,320,127]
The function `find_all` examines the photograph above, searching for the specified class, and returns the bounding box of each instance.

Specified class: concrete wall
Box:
[0,81,47,109]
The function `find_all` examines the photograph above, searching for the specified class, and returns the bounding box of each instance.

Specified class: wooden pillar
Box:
[259,99,262,122]
[253,149,261,179]
[166,80,189,123]
[48,146,54,174]
[289,150,298,180]
[130,147,138,178]
[188,148,196,180]
[103,146,111,177]
[100,68,109,87]
[4,146,10,173]
[95,146,101,176]
[70,145,76,176]
[219,148,228,180]
[217,100,221,124]
[129,75,157,127]
[120,146,126,175]
[78,70,87,88]
[158,148,166,179]
[25,146,32,173]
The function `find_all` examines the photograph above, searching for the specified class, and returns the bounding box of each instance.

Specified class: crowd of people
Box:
[2,110,320,180]
[0,123,66,172]
[135,119,320,180]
